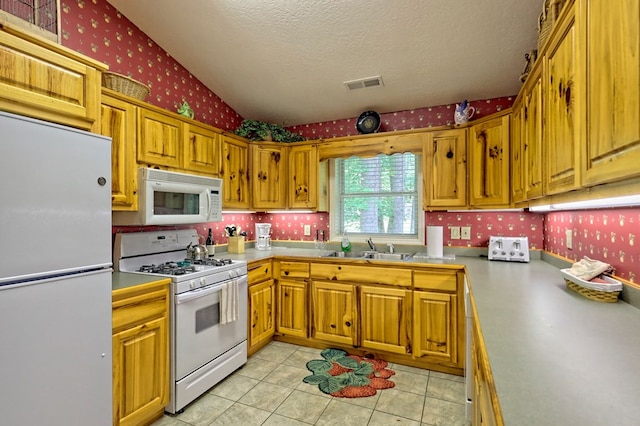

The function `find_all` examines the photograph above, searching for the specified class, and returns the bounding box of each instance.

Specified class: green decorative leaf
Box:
[320,348,348,361]
[353,361,374,377]
[318,373,350,394]
[303,372,330,385]
[305,359,332,374]
[335,356,359,369]
[347,373,371,387]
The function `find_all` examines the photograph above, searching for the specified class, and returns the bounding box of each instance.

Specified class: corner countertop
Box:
[463,257,640,425]
[220,248,640,425]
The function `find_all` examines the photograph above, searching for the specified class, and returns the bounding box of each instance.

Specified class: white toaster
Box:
[488,236,530,262]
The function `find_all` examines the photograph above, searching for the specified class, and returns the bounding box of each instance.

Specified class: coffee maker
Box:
[255,223,271,250]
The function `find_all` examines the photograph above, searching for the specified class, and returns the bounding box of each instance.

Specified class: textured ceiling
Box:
[106,0,541,126]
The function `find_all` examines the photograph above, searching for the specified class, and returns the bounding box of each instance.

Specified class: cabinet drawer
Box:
[112,282,169,332]
[248,259,272,284]
[310,263,411,287]
[413,270,458,292]
[278,261,310,279]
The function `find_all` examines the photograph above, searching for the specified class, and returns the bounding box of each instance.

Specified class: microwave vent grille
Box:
[143,168,221,188]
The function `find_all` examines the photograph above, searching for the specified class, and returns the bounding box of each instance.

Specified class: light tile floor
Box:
[152,341,468,426]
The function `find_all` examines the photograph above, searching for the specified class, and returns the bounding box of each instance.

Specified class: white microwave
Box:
[113,168,223,226]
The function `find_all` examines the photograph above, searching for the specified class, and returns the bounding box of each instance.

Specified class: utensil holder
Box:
[228,236,245,254]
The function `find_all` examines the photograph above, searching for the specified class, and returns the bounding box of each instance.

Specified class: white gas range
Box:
[114,229,248,414]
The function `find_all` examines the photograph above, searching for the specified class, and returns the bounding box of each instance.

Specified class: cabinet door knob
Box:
[345,321,352,327]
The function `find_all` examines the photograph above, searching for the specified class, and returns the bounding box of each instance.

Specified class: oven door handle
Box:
[176,282,228,304]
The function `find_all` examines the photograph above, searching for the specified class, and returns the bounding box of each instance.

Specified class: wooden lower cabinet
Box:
[359,285,411,354]
[248,278,276,352]
[413,291,458,364]
[112,280,170,426]
[472,313,503,425]
[277,278,308,338]
[310,280,357,346]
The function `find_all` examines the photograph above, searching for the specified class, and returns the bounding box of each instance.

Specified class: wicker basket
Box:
[537,0,565,52]
[101,72,150,100]
[560,269,622,303]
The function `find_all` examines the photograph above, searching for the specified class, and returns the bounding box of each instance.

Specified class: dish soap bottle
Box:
[205,228,215,256]
[341,233,351,252]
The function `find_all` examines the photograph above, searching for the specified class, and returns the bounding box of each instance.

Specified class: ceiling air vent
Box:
[344,76,384,90]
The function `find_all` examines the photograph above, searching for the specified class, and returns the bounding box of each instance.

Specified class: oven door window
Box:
[195,302,219,333]
[153,190,200,215]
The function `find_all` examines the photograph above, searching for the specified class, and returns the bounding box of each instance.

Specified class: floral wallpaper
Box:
[55,1,639,283]
[287,97,514,140]
[58,0,243,131]
[545,208,640,283]
[426,211,544,249]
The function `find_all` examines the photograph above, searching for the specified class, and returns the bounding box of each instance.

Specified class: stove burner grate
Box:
[191,258,233,267]
[138,262,197,275]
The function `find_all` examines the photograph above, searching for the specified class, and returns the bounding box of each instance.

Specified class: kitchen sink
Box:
[322,251,367,258]
[322,251,414,261]
[365,252,414,261]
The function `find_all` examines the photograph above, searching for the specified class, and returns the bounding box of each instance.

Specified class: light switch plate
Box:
[566,229,573,249]
[450,226,461,239]
[461,226,471,240]
[304,224,311,236]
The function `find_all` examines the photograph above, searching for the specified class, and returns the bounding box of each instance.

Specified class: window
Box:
[0,0,60,42]
[330,152,424,244]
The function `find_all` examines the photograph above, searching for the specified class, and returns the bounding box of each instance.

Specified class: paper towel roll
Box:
[427,226,444,258]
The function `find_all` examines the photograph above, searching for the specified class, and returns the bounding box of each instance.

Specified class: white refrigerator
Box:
[0,111,113,425]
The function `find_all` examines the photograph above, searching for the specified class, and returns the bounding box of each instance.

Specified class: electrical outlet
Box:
[304,225,311,236]
[450,226,461,239]
[461,226,471,240]
[566,229,573,249]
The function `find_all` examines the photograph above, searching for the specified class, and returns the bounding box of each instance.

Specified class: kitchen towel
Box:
[568,257,614,281]
[426,226,444,258]
[220,279,238,325]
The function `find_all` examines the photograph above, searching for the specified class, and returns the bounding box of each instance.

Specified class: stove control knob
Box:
[510,251,515,256]
[501,251,506,256]
[519,252,525,257]
[189,280,197,289]
[228,270,237,278]
[200,278,206,287]
[492,250,498,255]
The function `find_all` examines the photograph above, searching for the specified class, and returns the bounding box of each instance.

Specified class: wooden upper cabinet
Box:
[468,114,511,207]
[137,107,182,168]
[288,144,319,209]
[580,0,640,186]
[0,18,106,132]
[251,143,287,210]
[544,7,579,195]
[523,66,544,200]
[221,135,251,209]
[424,128,467,209]
[510,99,526,204]
[183,122,221,176]
[101,91,138,211]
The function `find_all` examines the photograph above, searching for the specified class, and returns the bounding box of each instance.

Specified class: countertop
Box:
[113,249,640,424]
[112,271,171,291]
[463,257,640,425]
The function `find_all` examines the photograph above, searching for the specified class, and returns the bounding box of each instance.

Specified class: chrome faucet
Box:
[366,237,376,251]
[387,243,395,253]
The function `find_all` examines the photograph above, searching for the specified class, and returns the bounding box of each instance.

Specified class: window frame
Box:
[329,153,425,246]
[0,0,60,42]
